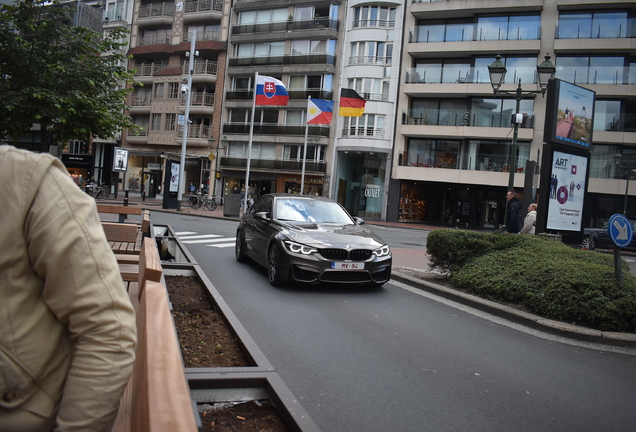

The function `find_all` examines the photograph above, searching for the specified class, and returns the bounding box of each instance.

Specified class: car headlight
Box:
[283,241,317,255]
[374,245,391,257]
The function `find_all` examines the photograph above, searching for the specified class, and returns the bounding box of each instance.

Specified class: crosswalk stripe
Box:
[179,234,222,240]
[206,243,236,248]
[174,231,198,236]
[181,237,235,244]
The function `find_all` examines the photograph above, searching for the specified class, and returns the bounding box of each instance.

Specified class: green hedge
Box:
[426,229,636,332]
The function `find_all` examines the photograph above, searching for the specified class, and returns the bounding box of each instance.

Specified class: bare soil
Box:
[165,276,289,432]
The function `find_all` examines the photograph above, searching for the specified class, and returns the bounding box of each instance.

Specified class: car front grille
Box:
[319,248,373,261]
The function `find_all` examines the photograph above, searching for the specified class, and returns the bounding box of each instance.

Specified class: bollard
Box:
[123,190,129,206]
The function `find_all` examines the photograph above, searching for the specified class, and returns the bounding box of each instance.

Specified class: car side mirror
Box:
[256,211,270,220]
[354,217,365,225]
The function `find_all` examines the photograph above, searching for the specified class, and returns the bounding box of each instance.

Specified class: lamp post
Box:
[488,54,556,192]
[614,151,633,215]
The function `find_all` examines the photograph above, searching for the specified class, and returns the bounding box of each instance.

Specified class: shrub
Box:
[447,237,636,332]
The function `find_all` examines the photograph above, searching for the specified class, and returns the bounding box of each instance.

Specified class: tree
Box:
[0,0,137,152]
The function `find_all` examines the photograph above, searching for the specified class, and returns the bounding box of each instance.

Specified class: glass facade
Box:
[336,152,387,220]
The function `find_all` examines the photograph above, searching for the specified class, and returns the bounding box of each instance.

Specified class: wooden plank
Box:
[97,204,142,215]
[102,222,139,243]
[119,264,140,282]
[137,238,162,300]
[115,254,140,264]
[141,210,151,235]
[131,281,198,432]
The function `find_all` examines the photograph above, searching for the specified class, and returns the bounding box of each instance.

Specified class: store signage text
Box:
[364,184,380,198]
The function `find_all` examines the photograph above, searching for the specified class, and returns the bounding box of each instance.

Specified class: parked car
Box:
[582,219,636,251]
[235,194,392,286]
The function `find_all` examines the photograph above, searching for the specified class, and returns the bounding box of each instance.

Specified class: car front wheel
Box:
[268,243,284,286]
[235,231,248,262]
[582,236,596,250]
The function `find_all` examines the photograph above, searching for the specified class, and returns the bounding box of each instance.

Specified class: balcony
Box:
[405,67,536,85]
[340,128,385,139]
[225,88,333,101]
[220,156,327,174]
[138,3,174,27]
[232,18,338,36]
[556,17,636,39]
[223,123,330,138]
[348,55,392,66]
[133,62,170,77]
[556,65,636,86]
[103,7,125,22]
[130,94,152,106]
[409,23,541,43]
[177,124,212,140]
[403,109,535,129]
[138,34,171,46]
[183,29,221,43]
[228,53,336,68]
[184,0,223,13]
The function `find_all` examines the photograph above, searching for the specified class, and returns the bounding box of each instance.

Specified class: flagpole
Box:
[244,71,258,215]
[301,97,311,195]
[329,86,342,199]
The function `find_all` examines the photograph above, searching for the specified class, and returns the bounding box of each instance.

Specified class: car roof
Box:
[264,193,337,203]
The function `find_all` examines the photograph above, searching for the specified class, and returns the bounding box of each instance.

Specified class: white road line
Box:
[179,234,222,240]
[181,237,234,244]
[206,242,236,248]
[174,231,199,236]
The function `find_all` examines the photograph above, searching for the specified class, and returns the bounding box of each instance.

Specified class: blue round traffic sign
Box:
[608,214,633,248]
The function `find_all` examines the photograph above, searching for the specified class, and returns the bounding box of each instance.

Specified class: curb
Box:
[391,271,636,350]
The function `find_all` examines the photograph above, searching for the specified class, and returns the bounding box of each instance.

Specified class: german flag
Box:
[338,88,365,117]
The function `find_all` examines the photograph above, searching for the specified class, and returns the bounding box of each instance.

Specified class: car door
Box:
[247,196,274,265]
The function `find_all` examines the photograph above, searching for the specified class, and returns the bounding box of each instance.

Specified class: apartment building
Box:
[391,0,636,232]
[123,0,228,197]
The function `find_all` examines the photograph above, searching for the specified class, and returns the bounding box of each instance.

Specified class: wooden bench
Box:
[111,238,196,432]
[97,204,142,223]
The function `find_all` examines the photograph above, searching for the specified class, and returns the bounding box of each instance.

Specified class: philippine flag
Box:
[255,75,289,106]
[307,98,334,125]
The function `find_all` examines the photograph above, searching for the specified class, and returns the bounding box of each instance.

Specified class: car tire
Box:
[582,236,596,251]
[235,231,248,263]
[267,243,284,286]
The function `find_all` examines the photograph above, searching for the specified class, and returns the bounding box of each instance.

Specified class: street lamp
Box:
[614,151,633,215]
[488,54,556,192]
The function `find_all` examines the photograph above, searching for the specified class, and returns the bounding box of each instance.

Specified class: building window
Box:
[168,83,179,99]
[470,98,534,128]
[413,14,540,43]
[236,41,285,58]
[285,110,306,125]
[347,78,390,101]
[343,114,385,138]
[229,108,279,124]
[238,8,287,24]
[594,100,636,132]
[555,56,627,85]
[557,11,630,39]
[283,145,325,161]
[153,83,164,99]
[139,28,171,45]
[165,113,176,131]
[406,139,460,169]
[288,74,333,99]
[151,114,162,130]
[228,142,276,158]
[350,41,392,65]
[462,140,530,173]
[291,39,335,55]
[353,6,396,28]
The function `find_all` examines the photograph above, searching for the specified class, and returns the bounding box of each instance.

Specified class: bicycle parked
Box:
[84,181,107,201]
[190,191,217,211]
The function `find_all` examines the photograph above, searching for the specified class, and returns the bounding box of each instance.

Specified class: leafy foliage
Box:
[427,229,636,332]
[0,0,136,150]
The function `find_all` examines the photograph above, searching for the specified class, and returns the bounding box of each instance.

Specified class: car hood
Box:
[277,222,387,249]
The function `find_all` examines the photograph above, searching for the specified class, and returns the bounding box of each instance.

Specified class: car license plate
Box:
[331,262,364,270]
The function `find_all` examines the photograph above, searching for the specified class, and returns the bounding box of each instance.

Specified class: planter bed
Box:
[159,223,320,432]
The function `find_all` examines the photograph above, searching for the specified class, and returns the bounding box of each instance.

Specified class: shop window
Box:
[406,139,459,168]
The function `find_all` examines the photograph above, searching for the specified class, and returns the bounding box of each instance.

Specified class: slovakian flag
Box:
[338,88,365,117]
[307,98,334,125]
[255,75,289,106]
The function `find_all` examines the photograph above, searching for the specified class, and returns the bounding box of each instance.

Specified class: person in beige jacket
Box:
[520,203,537,235]
[0,146,137,431]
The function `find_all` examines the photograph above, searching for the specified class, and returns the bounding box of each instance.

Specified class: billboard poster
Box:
[546,150,588,231]
[113,147,129,172]
[169,162,180,193]
[544,79,595,149]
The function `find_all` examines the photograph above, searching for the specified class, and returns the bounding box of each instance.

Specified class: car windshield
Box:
[275,199,353,224]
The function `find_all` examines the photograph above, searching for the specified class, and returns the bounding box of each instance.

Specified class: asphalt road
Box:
[151,211,636,432]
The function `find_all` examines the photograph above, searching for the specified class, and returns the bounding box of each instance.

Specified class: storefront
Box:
[62,153,92,186]
[335,152,387,220]
[395,180,512,230]
[120,152,163,198]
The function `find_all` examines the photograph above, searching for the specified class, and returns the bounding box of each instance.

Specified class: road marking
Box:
[176,232,235,248]
[206,242,236,248]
